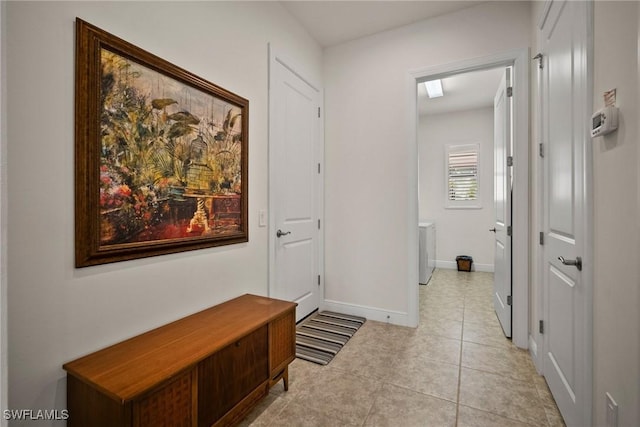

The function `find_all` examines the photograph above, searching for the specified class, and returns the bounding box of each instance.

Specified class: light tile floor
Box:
[241,269,566,426]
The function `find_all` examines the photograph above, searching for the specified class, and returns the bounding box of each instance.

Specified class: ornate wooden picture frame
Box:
[75,19,249,267]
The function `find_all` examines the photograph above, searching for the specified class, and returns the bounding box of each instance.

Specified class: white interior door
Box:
[540,1,591,425]
[493,68,512,338]
[269,51,322,322]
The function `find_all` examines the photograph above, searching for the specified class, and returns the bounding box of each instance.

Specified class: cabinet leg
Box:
[283,366,289,391]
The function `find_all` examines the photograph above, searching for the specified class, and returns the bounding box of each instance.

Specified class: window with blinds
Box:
[445,144,481,208]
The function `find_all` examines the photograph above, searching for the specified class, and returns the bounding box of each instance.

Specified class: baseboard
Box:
[321,299,410,327]
[435,260,495,272]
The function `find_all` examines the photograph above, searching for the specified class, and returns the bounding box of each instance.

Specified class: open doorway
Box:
[418,66,512,337]
[418,67,505,273]
[407,48,529,349]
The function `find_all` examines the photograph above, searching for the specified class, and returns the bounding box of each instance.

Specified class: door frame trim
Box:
[406,48,530,348]
[267,44,324,311]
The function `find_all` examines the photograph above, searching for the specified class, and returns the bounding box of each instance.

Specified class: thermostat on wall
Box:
[591,106,618,138]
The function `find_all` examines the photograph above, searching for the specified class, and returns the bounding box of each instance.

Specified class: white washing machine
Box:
[419,222,436,284]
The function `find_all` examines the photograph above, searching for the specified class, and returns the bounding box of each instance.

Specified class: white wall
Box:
[0,1,7,425]
[323,1,531,322]
[591,2,640,426]
[418,107,495,271]
[4,1,321,422]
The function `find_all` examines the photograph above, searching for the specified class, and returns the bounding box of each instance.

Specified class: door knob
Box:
[558,256,582,271]
[276,229,291,238]
[489,228,497,233]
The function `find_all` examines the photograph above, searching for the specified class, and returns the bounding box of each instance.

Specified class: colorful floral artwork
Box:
[98,49,243,244]
[75,19,248,266]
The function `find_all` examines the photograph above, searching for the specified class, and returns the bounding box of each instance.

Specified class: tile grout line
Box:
[359,380,385,427]
[454,281,467,427]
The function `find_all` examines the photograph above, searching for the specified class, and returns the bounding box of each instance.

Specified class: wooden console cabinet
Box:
[63,294,296,427]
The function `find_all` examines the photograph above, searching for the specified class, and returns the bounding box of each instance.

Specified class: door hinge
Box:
[539,320,544,334]
[533,53,544,69]
[318,107,321,118]
[318,219,321,229]
[507,156,513,167]
[506,86,513,97]
[507,225,512,236]
[539,143,544,158]
[539,232,544,245]
[318,163,321,174]
[318,275,321,286]
[507,295,512,306]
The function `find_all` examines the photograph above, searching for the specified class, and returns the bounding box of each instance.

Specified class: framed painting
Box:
[75,19,249,267]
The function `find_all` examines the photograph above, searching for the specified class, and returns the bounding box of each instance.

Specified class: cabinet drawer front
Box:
[198,326,269,426]
[134,369,195,427]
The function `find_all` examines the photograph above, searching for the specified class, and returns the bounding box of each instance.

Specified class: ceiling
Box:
[280,1,482,48]
[281,1,503,115]
[418,67,506,116]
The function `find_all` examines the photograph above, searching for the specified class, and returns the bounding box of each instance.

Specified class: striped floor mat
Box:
[296,311,366,365]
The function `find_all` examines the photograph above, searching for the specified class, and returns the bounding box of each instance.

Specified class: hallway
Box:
[241,269,565,426]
